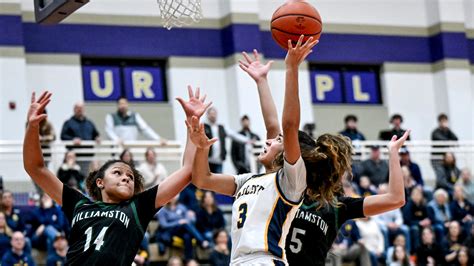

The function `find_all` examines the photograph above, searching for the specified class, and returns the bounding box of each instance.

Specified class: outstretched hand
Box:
[285,35,319,68]
[388,130,411,153]
[238,49,274,82]
[185,116,217,149]
[176,86,212,120]
[27,91,52,127]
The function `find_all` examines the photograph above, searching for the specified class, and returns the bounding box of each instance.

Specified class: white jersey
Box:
[231,157,306,265]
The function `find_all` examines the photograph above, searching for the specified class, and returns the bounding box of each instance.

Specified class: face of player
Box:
[118,98,129,114]
[11,232,25,251]
[257,134,284,167]
[98,162,135,202]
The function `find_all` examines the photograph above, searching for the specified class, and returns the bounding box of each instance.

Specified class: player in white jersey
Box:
[186,36,320,265]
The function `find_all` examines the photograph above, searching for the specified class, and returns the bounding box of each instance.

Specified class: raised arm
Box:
[239,50,280,139]
[363,130,410,216]
[283,36,318,164]
[23,92,64,205]
[154,86,212,208]
[187,116,238,196]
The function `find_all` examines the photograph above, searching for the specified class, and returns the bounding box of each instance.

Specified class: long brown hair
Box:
[86,160,144,201]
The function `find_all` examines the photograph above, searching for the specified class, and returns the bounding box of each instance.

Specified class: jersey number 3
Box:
[237,203,248,229]
[84,226,109,252]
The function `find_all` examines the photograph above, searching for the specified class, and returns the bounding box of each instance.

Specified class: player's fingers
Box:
[242,52,253,64]
[204,101,213,112]
[195,87,200,99]
[187,85,194,99]
[303,37,314,48]
[31,92,36,104]
[200,94,207,103]
[287,39,293,49]
[266,60,274,68]
[238,60,249,68]
[208,138,218,145]
[253,49,260,62]
[296,35,304,47]
[37,91,49,103]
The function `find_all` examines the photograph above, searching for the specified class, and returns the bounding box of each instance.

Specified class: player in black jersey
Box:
[285,131,410,265]
[23,87,211,265]
[237,43,411,265]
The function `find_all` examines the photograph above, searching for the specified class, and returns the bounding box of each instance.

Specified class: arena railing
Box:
[0,140,473,193]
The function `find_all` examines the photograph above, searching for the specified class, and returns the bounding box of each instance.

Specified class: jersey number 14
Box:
[84,226,109,252]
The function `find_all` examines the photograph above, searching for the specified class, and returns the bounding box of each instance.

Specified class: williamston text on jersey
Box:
[294,208,329,235]
[72,210,130,228]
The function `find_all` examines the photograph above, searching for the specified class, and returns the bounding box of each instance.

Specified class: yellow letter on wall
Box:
[316,75,334,101]
[91,70,114,98]
[352,75,370,101]
[132,71,155,99]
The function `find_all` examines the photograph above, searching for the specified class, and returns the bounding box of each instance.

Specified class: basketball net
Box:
[157,0,202,30]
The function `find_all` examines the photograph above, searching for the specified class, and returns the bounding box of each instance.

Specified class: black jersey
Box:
[61,185,160,265]
[285,196,365,266]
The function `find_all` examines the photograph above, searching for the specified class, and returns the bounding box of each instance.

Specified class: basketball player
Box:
[187,36,349,265]
[238,38,410,265]
[23,87,211,265]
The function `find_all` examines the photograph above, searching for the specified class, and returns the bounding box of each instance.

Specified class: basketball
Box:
[271,0,322,50]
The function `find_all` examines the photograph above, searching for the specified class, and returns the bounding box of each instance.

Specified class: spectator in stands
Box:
[204,107,249,173]
[444,221,465,264]
[1,231,35,266]
[358,176,377,197]
[209,229,230,266]
[0,212,12,260]
[450,185,474,230]
[119,148,135,167]
[196,191,225,243]
[435,152,461,195]
[133,237,149,266]
[167,256,183,266]
[38,109,56,146]
[29,193,68,254]
[432,113,458,142]
[456,168,474,203]
[390,244,411,266]
[379,114,410,141]
[57,150,84,191]
[416,227,445,265]
[186,259,199,266]
[339,114,366,141]
[356,217,385,265]
[331,220,371,266]
[342,180,361,198]
[399,147,423,186]
[1,191,25,233]
[60,102,101,175]
[375,184,411,253]
[457,246,470,266]
[46,234,67,266]
[105,97,165,144]
[402,166,417,196]
[428,188,452,242]
[463,224,474,263]
[60,102,100,143]
[87,160,101,175]
[137,147,168,189]
[360,146,389,186]
[386,234,407,265]
[231,115,260,174]
[403,187,430,252]
[179,183,203,213]
[156,195,208,261]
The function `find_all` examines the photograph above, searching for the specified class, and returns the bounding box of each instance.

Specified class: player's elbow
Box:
[282,119,298,133]
[191,173,211,189]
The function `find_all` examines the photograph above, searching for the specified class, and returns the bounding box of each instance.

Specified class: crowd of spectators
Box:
[12,104,473,265]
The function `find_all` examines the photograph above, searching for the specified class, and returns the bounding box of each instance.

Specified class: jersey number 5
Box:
[237,203,248,229]
[84,226,109,252]
[289,228,306,254]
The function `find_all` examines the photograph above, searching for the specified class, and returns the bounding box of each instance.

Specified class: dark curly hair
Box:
[86,160,144,201]
[272,132,353,209]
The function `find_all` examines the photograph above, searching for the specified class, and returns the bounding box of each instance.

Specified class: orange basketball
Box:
[271,1,322,50]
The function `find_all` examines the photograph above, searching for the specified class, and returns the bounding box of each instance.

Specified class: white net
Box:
[157,0,203,30]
